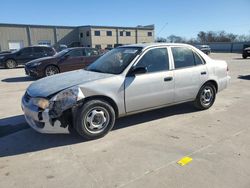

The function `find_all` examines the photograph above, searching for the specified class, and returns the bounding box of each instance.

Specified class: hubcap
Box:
[46,66,58,76]
[200,87,214,106]
[7,60,16,68]
[84,107,110,134]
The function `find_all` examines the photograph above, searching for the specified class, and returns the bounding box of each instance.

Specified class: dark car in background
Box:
[0,46,56,68]
[195,45,211,55]
[242,44,250,59]
[25,47,100,78]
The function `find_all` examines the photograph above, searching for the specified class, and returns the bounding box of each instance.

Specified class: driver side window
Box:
[135,48,169,73]
[67,49,83,57]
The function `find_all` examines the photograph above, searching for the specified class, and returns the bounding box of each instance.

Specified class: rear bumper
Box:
[21,95,70,134]
[218,75,231,92]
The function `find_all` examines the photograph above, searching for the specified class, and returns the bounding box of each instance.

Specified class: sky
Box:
[0,0,249,39]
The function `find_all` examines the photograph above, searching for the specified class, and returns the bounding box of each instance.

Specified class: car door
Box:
[125,47,174,113]
[59,48,85,72]
[15,47,34,64]
[171,46,208,102]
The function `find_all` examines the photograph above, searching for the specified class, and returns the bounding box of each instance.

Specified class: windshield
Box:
[54,49,70,57]
[87,47,142,74]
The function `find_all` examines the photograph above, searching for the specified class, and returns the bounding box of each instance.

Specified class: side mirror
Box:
[128,66,147,76]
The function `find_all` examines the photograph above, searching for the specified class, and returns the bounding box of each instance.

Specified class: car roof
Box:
[121,43,195,50]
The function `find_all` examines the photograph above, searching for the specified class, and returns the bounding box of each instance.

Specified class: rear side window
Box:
[85,48,99,56]
[43,47,54,54]
[193,52,205,65]
[33,47,43,53]
[136,48,169,73]
[172,47,195,69]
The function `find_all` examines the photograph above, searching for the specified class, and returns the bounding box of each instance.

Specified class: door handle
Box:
[201,71,207,75]
[164,77,173,81]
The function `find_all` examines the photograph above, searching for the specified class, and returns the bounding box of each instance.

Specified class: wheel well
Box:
[5,58,17,64]
[81,96,119,118]
[45,64,60,72]
[204,80,218,93]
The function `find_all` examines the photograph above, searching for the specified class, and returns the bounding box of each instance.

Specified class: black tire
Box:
[75,100,116,140]
[44,65,60,77]
[194,83,216,110]
[242,54,247,59]
[5,59,17,69]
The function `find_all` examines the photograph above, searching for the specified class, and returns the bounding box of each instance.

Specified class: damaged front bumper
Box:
[21,86,85,134]
[21,94,70,134]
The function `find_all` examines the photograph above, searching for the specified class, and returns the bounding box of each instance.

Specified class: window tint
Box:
[20,47,32,54]
[136,48,169,73]
[33,47,43,53]
[106,31,112,36]
[94,31,100,36]
[67,49,83,57]
[43,47,53,53]
[172,47,195,69]
[193,52,204,65]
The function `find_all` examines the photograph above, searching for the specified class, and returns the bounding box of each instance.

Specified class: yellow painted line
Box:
[177,156,193,166]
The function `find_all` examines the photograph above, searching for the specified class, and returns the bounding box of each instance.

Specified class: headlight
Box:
[32,98,49,109]
[0,56,5,59]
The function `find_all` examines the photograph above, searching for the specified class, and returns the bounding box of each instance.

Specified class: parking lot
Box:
[0,53,250,188]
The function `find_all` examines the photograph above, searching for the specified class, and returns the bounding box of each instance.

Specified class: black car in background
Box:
[0,46,56,68]
[242,44,250,59]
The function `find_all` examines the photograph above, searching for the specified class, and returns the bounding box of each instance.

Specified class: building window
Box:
[107,44,112,48]
[87,45,91,47]
[120,31,123,36]
[94,31,101,36]
[86,31,90,37]
[95,44,101,49]
[126,31,131,36]
[106,31,112,36]
[148,32,152,36]
[80,33,83,38]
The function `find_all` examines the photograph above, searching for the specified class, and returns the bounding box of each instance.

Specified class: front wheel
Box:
[242,54,247,59]
[45,65,60,77]
[75,100,116,140]
[194,83,216,110]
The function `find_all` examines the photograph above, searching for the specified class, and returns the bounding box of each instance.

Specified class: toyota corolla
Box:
[22,43,230,139]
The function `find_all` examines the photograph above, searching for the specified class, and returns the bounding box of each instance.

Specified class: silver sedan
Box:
[22,43,230,139]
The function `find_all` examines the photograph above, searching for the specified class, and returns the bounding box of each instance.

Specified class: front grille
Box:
[24,92,31,103]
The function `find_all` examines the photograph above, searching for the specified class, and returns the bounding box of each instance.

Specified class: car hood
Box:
[26,56,55,65]
[27,70,113,97]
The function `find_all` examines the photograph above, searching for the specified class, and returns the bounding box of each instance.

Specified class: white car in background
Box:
[22,43,230,139]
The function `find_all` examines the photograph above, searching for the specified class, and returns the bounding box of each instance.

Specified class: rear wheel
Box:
[242,54,247,59]
[5,59,17,69]
[194,83,216,110]
[75,100,116,140]
[45,65,60,76]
